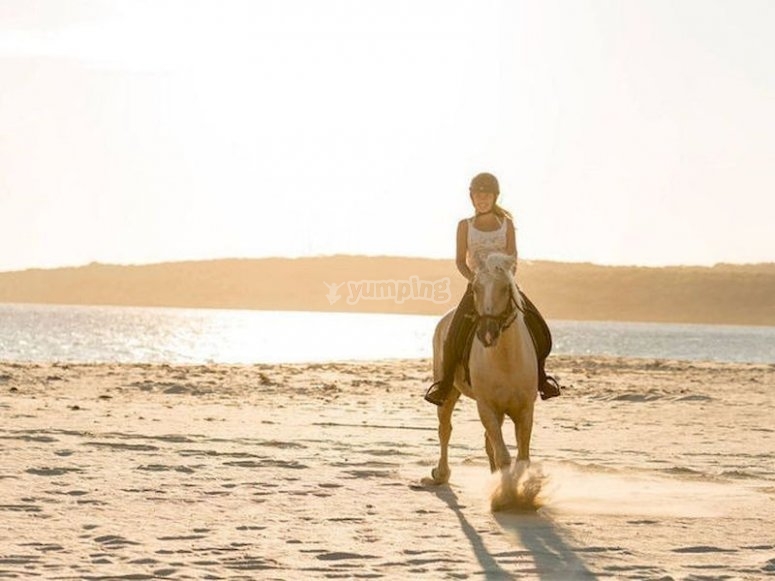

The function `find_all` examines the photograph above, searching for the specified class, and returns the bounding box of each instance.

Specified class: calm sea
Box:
[0,303,772,365]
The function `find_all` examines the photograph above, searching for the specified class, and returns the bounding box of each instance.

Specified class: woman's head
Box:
[470,172,500,196]
[469,172,511,219]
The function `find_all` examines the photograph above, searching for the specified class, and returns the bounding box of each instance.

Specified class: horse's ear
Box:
[496,254,516,274]
[506,255,516,273]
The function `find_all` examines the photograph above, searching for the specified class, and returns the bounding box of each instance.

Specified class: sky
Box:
[0,0,773,272]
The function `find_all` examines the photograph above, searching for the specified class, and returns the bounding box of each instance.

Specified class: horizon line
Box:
[2,253,774,275]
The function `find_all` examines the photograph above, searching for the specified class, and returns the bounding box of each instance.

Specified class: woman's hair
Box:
[492,203,513,221]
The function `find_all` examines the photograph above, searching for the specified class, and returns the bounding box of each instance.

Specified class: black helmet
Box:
[469,172,499,195]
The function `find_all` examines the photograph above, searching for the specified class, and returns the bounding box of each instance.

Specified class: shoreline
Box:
[2,350,774,368]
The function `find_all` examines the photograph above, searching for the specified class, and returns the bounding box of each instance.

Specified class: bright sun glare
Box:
[0,1,774,270]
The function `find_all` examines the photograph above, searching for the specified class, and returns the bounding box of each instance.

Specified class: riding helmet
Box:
[469,172,500,195]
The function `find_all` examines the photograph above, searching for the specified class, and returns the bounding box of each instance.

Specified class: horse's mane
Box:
[482,253,524,310]
[484,253,515,274]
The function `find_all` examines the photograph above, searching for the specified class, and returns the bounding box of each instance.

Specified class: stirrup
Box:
[539,376,562,400]
[424,381,449,407]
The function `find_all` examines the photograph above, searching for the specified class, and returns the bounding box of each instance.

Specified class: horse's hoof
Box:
[430,467,449,485]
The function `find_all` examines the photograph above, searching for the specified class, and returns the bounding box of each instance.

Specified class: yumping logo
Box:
[324,276,452,305]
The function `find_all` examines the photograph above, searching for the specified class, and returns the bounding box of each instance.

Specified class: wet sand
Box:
[1,356,773,579]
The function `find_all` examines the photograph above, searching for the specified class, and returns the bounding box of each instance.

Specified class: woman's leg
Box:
[425,286,475,406]
[520,292,562,399]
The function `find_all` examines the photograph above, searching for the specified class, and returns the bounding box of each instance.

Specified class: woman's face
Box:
[471,191,496,214]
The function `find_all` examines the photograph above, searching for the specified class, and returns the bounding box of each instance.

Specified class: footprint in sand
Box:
[26,467,82,476]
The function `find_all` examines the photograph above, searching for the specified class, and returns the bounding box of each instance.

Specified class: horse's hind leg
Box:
[477,402,509,471]
[431,390,460,484]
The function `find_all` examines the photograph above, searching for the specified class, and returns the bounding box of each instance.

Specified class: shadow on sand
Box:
[493,510,597,580]
[429,485,513,578]
[427,484,596,580]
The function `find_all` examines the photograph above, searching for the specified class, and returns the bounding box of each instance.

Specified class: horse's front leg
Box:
[431,390,460,484]
[477,401,509,471]
[485,434,497,472]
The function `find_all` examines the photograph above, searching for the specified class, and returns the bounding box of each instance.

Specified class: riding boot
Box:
[537,358,562,400]
[423,342,458,406]
[424,286,474,406]
[521,292,562,400]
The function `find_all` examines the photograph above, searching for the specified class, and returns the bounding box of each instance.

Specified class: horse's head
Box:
[472,253,522,347]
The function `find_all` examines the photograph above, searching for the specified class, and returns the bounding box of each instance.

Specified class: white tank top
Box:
[466,216,509,273]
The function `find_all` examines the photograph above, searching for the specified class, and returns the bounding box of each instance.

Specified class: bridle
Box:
[475,280,525,335]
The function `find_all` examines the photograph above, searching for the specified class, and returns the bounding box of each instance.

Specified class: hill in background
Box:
[1,256,773,326]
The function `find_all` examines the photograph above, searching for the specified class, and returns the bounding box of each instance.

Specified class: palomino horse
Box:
[429,253,539,485]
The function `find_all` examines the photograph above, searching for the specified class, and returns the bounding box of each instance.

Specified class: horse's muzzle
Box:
[477,318,501,347]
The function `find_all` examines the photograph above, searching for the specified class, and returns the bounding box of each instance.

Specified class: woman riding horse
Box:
[424,172,562,406]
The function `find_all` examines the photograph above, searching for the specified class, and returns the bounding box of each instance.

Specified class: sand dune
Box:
[1,256,774,325]
[1,356,773,578]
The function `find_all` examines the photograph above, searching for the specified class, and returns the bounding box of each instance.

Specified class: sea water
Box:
[0,303,772,365]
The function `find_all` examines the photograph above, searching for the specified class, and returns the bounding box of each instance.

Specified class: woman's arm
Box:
[506,218,518,273]
[455,219,474,281]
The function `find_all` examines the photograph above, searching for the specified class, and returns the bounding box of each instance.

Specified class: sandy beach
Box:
[1,356,773,579]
